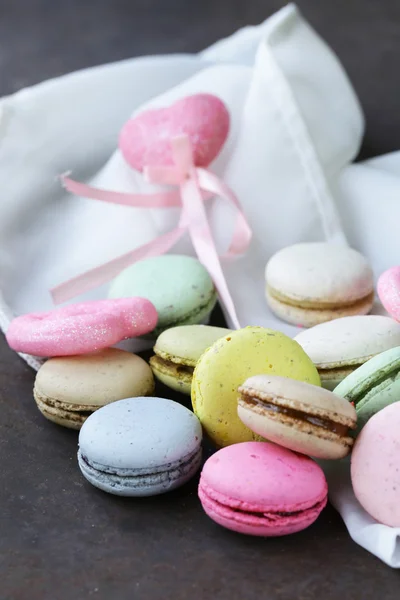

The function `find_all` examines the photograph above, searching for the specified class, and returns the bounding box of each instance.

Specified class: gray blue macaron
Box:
[334,346,400,431]
[78,396,203,496]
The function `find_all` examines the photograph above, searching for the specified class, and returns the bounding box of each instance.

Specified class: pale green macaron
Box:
[150,325,231,395]
[334,346,400,431]
[108,255,217,336]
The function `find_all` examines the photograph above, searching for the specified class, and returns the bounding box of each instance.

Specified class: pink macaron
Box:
[119,93,230,171]
[377,266,400,321]
[198,441,328,536]
[351,402,400,527]
[6,298,158,357]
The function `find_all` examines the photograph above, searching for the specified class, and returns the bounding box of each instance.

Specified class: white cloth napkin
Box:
[1,2,400,565]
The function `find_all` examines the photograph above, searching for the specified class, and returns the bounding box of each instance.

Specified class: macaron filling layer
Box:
[34,389,100,423]
[34,379,155,424]
[318,365,358,376]
[78,446,202,490]
[149,355,194,378]
[199,480,327,526]
[238,394,351,437]
[267,285,374,310]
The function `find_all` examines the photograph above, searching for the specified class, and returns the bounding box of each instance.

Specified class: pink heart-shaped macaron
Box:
[119,93,230,171]
[6,298,158,357]
[377,266,400,321]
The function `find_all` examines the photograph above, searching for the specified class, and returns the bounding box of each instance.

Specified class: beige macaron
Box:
[238,374,357,459]
[265,243,374,327]
[33,348,154,429]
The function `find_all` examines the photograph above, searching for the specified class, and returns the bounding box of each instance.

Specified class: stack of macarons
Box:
[108,254,218,335]
[7,248,400,539]
[149,324,231,394]
[190,325,356,535]
[6,83,400,542]
[6,254,219,429]
[6,297,159,428]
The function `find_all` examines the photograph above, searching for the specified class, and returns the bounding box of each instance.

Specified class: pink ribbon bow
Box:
[51,135,252,329]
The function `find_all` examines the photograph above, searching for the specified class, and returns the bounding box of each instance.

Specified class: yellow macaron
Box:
[191,326,320,447]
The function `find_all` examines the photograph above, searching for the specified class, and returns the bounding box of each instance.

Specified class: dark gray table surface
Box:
[1,1,400,598]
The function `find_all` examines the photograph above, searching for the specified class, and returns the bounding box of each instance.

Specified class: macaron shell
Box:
[294,316,400,368]
[266,287,374,328]
[199,484,322,537]
[201,442,327,509]
[199,442,327,535]
[153,325,232,366]
[34,348,154,406]
[377,266,400,321]
[150,325,232,395]
[265,243,374,305]
[334,346,400,429]
[237,404,351,459]
[34,394,91,430]
[78,446,202,497]
[355,376,400,430]
[79,397,202,472]
[149,359,193,395]
[192,327,320,447]
[351,403,400,527]
[239,374,356,421]
[108,255,217,334]
[237,375,356,459]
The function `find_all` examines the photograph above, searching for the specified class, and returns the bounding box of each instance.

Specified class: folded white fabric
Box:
[1,2,400,565]
[324,460,400,567]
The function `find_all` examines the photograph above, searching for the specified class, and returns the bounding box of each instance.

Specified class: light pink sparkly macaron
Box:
[377,266,400,321]
[6,298,158,357]
[198,441,328,536]
[351,402,400,527]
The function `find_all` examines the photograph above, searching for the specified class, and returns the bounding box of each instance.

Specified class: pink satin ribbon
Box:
[51,135,252,329]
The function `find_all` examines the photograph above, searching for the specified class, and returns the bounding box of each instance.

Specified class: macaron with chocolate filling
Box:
[150,325,231,394]
[238,375,357,459]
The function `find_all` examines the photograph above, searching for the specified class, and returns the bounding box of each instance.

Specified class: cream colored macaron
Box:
[295,315,400,389]
[265,243,374,327]
[33,348,154,429]
[238,374,357,459]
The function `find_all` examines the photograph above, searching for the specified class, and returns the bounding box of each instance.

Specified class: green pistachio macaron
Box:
[108,255,217,336]
[334,346,400,431]
[150,325,231,395]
